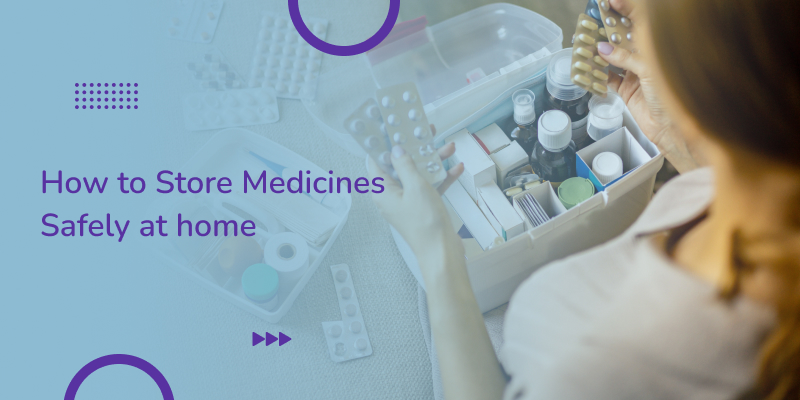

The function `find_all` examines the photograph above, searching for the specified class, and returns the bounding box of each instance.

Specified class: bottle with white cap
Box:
[591,151,624,185]
[530,110,577,183]
[542,49,594,150]
[509,89,538,154]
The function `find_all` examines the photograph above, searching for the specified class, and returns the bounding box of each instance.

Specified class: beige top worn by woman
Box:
[501,168,775,400]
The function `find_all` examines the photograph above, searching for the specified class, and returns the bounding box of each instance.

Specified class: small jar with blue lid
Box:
[242,263,280,310]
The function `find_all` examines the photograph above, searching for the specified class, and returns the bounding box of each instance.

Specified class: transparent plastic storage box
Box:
[305,4,664,312]
[305,3,563,157]
[153,129,351,323]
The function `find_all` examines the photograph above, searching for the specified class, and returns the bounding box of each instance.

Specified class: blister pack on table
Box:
[248,13,328,100]
[375,83,447,187]
[186,47,246,91]
[168,0,224,43]
[181,87,279,131]
[321,264,372,363]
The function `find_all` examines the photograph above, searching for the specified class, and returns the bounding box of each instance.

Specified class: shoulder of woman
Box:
[627,167,714,235]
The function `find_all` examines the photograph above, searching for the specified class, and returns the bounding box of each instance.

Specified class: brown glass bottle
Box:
[510,89,538,155]
[544,50,595,150]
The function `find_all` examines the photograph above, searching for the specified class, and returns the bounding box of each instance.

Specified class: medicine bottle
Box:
[509,89,538,155]
[530,110,577,184]
[542,50,594,150]
[587,92,625,141]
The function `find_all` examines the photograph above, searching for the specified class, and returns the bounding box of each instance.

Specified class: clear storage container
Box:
[304,3,563,156]
[305,4,663,312]
[153,128,351,322]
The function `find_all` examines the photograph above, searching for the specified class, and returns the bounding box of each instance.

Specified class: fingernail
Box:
[598,42,614,55]
[392,145,405,158]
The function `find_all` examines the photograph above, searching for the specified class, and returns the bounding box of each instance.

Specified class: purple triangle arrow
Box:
[252,332,264,346]
[279,332,291,346]
[264,332,278,347]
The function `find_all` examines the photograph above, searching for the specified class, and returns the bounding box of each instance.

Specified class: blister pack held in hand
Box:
[375,83,447,187]
[596,0,634,51]
[343,99,396,178]
[571,13,610,96]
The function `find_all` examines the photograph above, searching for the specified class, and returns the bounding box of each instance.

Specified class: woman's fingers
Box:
[390,146,425,188]
[438,141,456,161]
[607,72,623,93]
[367,155,400,193]
[436,162,464,196]
[367,155,403,214]
[371,141,462,197]
[609,0,636,18]
[598,43,646,79]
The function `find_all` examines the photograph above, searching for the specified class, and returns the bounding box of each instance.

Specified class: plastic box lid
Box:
[304,3,562,157]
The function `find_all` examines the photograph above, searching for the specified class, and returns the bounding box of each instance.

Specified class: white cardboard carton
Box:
[478,182,525,241]
[443,181,500,250]
[443,197,488,260]
[473,123,511,154]
[577,127,653,192]
[446,129,497,200]
[490,140,529,183]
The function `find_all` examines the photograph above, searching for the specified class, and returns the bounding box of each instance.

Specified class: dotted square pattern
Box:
[73,82,139,109]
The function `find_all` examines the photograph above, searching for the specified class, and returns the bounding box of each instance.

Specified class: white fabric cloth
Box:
[501,168,776,400]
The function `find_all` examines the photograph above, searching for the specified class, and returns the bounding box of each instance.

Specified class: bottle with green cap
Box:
[542,49,594,150]
[530,110,577,184]
[242,263,280,310]
[558,177,596,209]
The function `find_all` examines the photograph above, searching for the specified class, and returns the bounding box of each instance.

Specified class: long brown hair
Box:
[645,0,800,398]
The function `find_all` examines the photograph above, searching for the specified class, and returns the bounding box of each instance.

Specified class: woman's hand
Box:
[368,142,506,400]
[598,0,701,172]
[367,142,465,265]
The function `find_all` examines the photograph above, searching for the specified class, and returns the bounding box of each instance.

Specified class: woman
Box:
[368,0,800,398]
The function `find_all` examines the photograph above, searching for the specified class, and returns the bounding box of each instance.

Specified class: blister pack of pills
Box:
[375,83,447,187]
[168,0,224,43]
[596,0,634,51]
[321,264,372,363]
[248,13,328,100]
[181,87,279,131]
[186,47,246,91]
[343,99,396,177]
[571,14,611,96]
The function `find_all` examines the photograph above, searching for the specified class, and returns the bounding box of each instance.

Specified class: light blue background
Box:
[0,0,450,399]
[0,0,591,398]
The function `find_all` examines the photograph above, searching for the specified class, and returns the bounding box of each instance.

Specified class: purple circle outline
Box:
[288,0,400,57]
[64,354,173,400]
